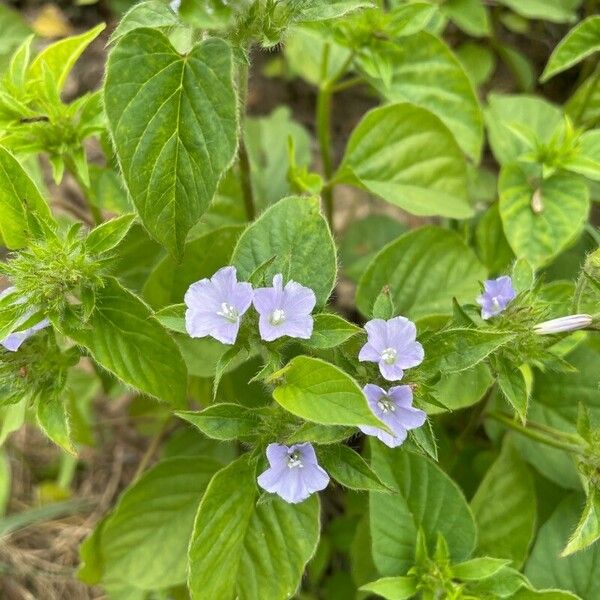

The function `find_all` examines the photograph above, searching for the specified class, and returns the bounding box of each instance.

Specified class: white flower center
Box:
[217,302,239,323]
[377,395,396,413]
[491,296,501,309]
[381,347,397,365]
[287,451,303,469]
[269,308,286,326]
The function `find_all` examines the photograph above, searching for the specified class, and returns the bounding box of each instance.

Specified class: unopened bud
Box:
[531,189,544,214]
[534,314,593,335]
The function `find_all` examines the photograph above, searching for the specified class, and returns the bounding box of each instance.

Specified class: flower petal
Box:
[358,342,382,362]
[396,340,424,369]
[282,281,316,316]
[266,443,289,465]
[386,316,417,343]
[379,359,404,381]
[364,319,388,352]
[278,315,313,339]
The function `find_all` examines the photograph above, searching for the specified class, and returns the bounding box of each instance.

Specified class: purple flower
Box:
[359,384,426,448]
[358,316,424,381]
[257,442,329,504]
[477,276,516,320]
[253,274,316,342]
[0,287,49,352]
[184,266,253,345]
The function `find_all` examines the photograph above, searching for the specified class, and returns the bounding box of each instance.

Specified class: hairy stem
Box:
[486,411,586,456]
[237,57,256,221]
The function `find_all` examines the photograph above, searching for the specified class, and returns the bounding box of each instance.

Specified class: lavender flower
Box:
[169,0,181,12]
[184,266,253,345]
[534,314,592,335]
[477,276,516,320]
[253,274,316,342]
[257,442,329,504]
[359,384,426,448]
[0,287,49,352]
[358,316,424,381]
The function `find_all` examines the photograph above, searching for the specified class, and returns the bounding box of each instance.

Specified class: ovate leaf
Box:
[496,358,529,422]
[317,444,389,492]
[105,29,238,258]
[61,278,187,406]
[451,557,510,581]
[369,445,476,576]
[188,455,320,600]
[85,214,136,256]
[231,196,336,307]
[358,34,483,161]
[302,313,361,349]
[542,16,600,81]
[272,356,386,430]
[562,488,600,556]
[526,495,600,597]
[36,393,74,455]
[0,146,54,249]
[94,457,220,590]
[335,103,471,219]
[176,404,261,441]
[499,165,589,268]
[109,0,180,44]
[471,441,536,567]
[356,227,486,320]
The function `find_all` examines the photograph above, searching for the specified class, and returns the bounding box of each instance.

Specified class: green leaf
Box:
[28,24,105,92]
[335,103,471,219]
[85,214,136,256]
[442,0,490,37]
[421,328,512,375]
[356,226,486,320]
[272,356,387,430]
[36,393,74,455]
[369,446,476,576]
[104,29,238,258]
[109,0,180,44]
[318,444,389,492]
[513,339,600,490]
[231,196,336,307]
[372,286,395,320]
[475,203,514,274]
[302,313,361,349]
[451,557,510,581]
[244,107,312,211]
[176,404,261,441]
[471,441,536,568]
[285,423,355,445]
[562,488,600,556]
[143,225,243,308]
[93,457,220,590]
[497,358,529,422]
[526,495,600,597]
[0,145,54,249]
[359,576,418,600]
[154,303,186,333]
[457,42,496,87]
[499,165,589,268]
[358,34,483,161]
[188,455,320,600]
[0,4,31,72]
[430,363,493,413]
[564,130,600,181]
[485,94,562,165]
[494,0,581,24]
[340,214,407,283]
[295,0,374,21]
[61,277,187,406]
[567,71,600,128]
[512,588,582,599]
[542,16,600,81]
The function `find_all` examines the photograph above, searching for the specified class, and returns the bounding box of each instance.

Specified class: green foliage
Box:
[336,103,472,219]
[104,29,238,258]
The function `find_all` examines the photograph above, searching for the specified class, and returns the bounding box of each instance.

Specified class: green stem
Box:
[486,411,586,456]
[237,56,256,222]
[57,453,78,490]
[65,158,103,226]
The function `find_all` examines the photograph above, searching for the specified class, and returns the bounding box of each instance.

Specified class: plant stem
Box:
[237,56,256,221]
[65,159,103,226]
[486,411,586,456]
[133,418,172,481]
[317,43,334,227]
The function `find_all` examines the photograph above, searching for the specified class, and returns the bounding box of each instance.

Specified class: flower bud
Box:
[533,314,593,335]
